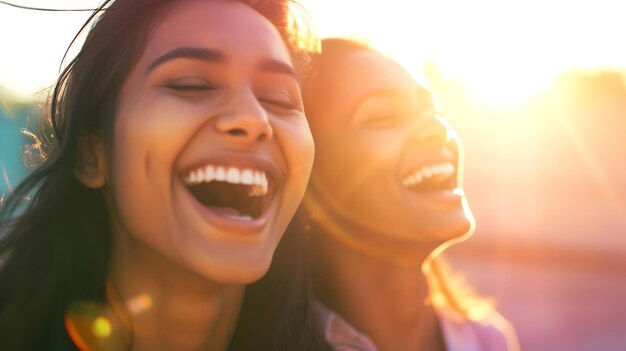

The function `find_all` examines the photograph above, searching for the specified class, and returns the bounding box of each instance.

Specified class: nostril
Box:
[257,134,268,142]
[228,128,247,137]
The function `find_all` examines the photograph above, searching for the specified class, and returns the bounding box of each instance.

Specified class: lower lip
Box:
[409,188,465,208]
[183,183,275,236]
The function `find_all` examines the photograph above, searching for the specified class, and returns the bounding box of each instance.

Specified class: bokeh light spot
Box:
[92,317,112,338]
[65,300,129,351]
[126,293,153,315]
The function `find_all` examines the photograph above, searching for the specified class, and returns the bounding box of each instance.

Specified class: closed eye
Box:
[260,99,301,111]
[167,84,215,91]
[258,90,303,112]
[363,113,399,127]
[163,76,217,95]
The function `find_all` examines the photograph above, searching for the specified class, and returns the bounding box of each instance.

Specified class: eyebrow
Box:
[146,47,227,73]
[145,47,298,81]
[258,59,299,82]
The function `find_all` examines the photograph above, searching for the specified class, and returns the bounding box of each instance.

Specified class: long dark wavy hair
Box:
[0,0,327,350]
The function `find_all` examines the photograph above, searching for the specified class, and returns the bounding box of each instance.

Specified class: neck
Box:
[108,231,244,351]
[313,229,445,351]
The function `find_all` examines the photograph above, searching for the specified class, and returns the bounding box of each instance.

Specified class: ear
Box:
[75,134,107,189]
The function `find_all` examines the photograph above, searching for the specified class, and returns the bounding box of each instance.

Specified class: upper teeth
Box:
[184,165,269,196]
[402,162,454,187]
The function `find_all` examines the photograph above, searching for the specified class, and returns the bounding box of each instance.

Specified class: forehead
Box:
[309,49,417,131]
[141,0,291,66]
[335,50,415,97]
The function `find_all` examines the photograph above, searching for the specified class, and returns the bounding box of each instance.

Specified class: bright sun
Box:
[431,57,559,108]
[301,0,626,110]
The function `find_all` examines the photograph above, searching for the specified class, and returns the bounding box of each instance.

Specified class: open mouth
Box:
[183,164,273,220]
[401,162,456,192]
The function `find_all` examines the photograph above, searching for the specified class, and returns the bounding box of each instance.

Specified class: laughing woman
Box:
[0,0,327,350]
[302,39,520,351]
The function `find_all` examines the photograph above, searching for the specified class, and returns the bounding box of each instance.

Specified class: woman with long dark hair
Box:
[302,38,519,351]
[0,1,327,350]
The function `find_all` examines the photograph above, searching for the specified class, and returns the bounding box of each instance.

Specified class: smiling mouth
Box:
[401,162,456,192]
[183,164,272,220]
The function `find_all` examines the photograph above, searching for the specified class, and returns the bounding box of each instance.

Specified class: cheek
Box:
[313,132,402,221]
[261,119,314,252]
[108,100,197,237]
[314,132,390,187]
[119,96,201,147]
[278,117,315,184]
[273,118,314,230]
[113,94,206,178]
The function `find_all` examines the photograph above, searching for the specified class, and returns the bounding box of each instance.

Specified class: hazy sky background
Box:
[1,0,626,102]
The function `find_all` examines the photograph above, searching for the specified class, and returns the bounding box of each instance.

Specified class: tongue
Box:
[205,206,243,218]
[187,182,260,218]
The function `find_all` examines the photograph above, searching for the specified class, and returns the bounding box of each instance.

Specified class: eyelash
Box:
[259,98,301,111]
[258,91,302,112]
[165,83,216,92]
[366,114,396,127]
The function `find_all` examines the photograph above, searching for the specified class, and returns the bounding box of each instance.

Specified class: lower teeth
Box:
[223,212,253,221]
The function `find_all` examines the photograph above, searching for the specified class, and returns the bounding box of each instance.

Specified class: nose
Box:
[411,114,450,147]
[215,89,273,143]
[443,119,462,162]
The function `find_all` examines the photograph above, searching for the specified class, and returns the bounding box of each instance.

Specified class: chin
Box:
[422,214,474,245]
[189,253,274,285]
[443,214,475,248]
[447,202,475,237]
[423,218,474,259]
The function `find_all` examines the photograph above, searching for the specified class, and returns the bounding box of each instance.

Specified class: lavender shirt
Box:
[316,303,520,351]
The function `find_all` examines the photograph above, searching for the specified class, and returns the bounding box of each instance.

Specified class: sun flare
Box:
[300,0,626,111]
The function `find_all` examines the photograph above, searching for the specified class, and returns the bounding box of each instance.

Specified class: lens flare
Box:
[65,301,129,351]
[126,293,153,315]
[92,317,112,338]
[65,289,154,350]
